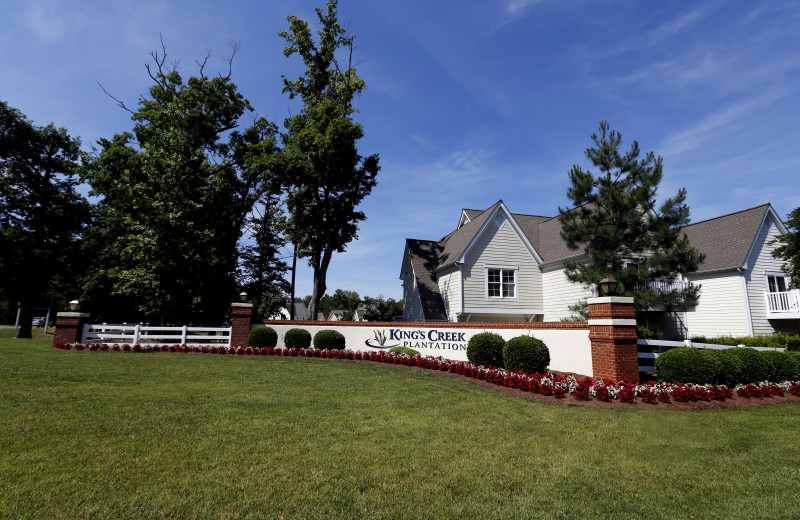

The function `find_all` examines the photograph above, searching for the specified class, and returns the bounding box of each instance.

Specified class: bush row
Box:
[689,332,800,352]
[655,347,800,386]
[247,327,346,351]
[466,332,550,374]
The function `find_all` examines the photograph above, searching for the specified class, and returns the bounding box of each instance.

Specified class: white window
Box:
[767,274,788,293]
[486,266,517,299]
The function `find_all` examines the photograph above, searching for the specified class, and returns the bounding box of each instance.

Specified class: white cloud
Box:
[659,88,789,158]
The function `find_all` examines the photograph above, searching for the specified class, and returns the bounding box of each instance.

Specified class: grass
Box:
[2,329,800,519]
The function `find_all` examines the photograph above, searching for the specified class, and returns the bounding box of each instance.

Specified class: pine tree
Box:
[558,121,704,313]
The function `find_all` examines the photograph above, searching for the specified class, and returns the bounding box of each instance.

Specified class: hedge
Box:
[656,347,800,385]
[314,330,346,350]
[690,332,800,352]
[388,346,420,356]
[247,327,278,348]
[466,332,505,368]
[503,336,550,374]
[284,328,312,349]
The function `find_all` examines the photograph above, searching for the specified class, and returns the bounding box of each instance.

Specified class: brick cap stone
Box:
[588,318,637,326]
[231,303,254,308]
[587,296,634,305]
[56,312,90,318]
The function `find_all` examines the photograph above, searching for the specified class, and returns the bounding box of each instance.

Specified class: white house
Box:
[400,201,799,339]
[267,302,308,321]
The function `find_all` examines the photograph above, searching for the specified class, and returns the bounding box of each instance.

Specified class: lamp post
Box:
[239,291,248,303]
[598,277,619,297]
[69,299,81,312]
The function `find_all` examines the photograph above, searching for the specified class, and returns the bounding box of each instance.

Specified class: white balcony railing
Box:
[648,279,691,294]
[765,289,800,314]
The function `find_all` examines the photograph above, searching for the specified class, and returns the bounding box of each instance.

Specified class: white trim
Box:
[742,208,770,270]
[485,265,518,300]
[462,307,544,315]
[586,296,634,305]
[588,319,637,326]
[739,270,754,336]
[457,202,544,266]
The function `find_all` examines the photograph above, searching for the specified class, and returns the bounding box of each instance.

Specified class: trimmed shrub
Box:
[284,328,312,349]
[503,335,550,374]
[314,330,346,350]
[655,347,717,384]
[388,346,420,356]
[712,348,746,387]
[248,327,278,348]
[728,347,767,383]
[466,332,505,368]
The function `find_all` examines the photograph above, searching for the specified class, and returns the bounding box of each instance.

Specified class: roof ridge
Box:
[684,203,770,228]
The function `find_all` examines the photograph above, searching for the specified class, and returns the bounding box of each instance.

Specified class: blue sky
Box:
[2,0,799,301]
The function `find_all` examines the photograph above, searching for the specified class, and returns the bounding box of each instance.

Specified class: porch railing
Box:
[81,323,232,346]
[647,279,691,294]
[765,289,800,313]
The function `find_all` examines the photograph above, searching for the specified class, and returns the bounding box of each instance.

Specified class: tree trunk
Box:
[308,248,333,321]
[16,304,34,339]
[290,244,297,320]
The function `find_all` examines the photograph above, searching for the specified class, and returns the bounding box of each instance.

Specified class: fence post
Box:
[181,325,188,345]
[133,324,141,344]
[231,303,254,347]
[53,312,91,346]
[587,296,639,383]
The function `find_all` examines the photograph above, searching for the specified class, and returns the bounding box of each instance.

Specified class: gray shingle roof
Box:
[405,239,448,321]
[683,204,770,273]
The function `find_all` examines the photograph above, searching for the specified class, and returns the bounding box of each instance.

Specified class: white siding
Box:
[541,263,593,321]
[437,266,461,321]
[744,215,788,335]
[685,271,750,337]
[461,214,543,313]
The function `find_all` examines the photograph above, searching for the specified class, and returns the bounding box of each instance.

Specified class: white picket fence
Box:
[81,323,232,347]
[637,339,785,372]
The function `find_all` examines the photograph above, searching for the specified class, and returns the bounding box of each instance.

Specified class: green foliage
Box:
[502,336,550,374]
[248,327,278,348]
[655,348,717,384]
[363,297,404,321]
[388,346,420,356]
[83,45,279,325]
[636,323,663,340]
[284,328,312,349]
[656,346,800,384]
[692,333,800,351]
[0,101,89,337]
[314,329,346,350]
[770,207,800,289]
[466,332,505,368]
[278,0,380,321]
[558,121,705,313]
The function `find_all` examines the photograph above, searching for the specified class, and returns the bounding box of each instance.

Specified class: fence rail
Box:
[82,324,232,347]
[637,339,785,372]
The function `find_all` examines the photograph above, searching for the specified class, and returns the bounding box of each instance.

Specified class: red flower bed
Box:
[56,343,800,405]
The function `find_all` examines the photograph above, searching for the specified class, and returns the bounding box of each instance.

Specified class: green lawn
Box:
[2,329,800,519]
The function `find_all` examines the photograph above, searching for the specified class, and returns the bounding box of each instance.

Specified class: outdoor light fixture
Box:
[69,299,80,312]
[239,291,248,303]
[598,277,619,297]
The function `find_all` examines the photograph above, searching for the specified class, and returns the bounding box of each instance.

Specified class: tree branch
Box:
[97,82,135,114]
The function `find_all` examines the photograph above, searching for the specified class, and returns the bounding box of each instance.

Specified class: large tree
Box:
[771,207,800,289]
[83,44,279,325]
[558,121,704,313]
[0,101,89,337]
[278,0,380,321]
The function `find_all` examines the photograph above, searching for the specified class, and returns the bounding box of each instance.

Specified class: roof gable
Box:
[457,202,543,266]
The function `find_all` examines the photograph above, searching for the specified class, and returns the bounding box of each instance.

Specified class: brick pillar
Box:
[231,303,254,347]
[53,312,91,346]
[587,296,639,383]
